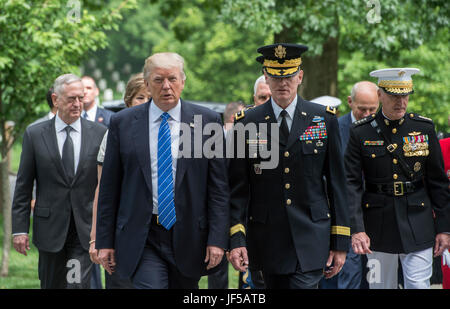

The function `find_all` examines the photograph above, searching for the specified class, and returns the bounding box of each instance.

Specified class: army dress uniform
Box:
[345,68,450,288]
[228,44,350,287]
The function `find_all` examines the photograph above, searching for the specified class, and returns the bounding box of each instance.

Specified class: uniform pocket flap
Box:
[34,207,50,218]
[362,192,385,208]
[362,146,386,158]
[310,199,331,222]
[406,190,430,208]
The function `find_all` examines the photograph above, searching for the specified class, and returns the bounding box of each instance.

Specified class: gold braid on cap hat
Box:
[263,58,302,68]
[379,80,413,94]
[265,67,299,76]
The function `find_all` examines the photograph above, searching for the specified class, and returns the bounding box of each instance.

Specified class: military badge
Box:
[316,140,324,147]
[312,116,324,123]
[403,134,429,156]
[274,45,286,59]
[408,131,421,136]
[299,122,327,141]
[414,162,421,172]
[364,140,384,146]
[254,164,262,175]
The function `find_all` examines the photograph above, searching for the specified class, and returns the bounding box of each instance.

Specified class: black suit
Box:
[229,97,350,287]
[345,110,450,253]
[96,100,229,287]
[95,106,114,128]
[12,117,107,288]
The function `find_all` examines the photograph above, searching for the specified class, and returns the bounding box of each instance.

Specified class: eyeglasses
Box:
[64,96,84,103]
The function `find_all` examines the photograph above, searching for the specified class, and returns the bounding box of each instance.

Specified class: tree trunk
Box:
[274,28,339,101]
[0,158,11,277]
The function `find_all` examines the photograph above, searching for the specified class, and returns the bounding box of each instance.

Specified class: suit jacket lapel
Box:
[286,97,312,150]
[175,100,194,193]
[132,102,153,194]
[72,118,92,184]
[41,117,69,183]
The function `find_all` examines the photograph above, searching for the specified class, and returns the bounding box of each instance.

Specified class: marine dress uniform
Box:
[345,68,450,289]
[228,43,350,289]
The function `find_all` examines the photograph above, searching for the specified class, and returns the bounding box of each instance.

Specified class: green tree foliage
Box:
[0,0,137,158]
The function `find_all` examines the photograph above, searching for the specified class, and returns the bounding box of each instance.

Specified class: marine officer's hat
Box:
[370,68,420,96]
[257,43,308,78]
[311,96,342,108]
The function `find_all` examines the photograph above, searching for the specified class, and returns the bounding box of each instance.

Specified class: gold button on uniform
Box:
[393,174,398,180]
[421,203,425,207]
[286,199,292,205]
[284,167,290,174]
[285,183,290,189]
[393,158,398,164]
[365,203,369,208]
[392,128,397,134]
[284,151,289,157]
[371,154,376,158]
[314,149,318,154]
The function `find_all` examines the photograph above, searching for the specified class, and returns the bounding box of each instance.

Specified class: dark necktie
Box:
[62,126,75,182]
[280,110,289,145]
[157,113,176,230]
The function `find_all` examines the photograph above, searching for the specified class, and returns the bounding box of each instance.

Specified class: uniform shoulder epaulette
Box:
[326,106,336,115]
[234,110,245,121]
[353,114,376,127]
[409,113,433,123]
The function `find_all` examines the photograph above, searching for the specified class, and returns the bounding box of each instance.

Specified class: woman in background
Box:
[89,73,151,288]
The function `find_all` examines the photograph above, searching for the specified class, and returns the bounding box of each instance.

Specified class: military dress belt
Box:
[366,180,424,196]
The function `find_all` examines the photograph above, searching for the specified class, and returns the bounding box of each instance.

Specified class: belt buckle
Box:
[394,181,404,196]
[387,143,398,153]
[156,215,161,225]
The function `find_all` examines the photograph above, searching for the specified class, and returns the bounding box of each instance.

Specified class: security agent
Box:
[227,43,350,289]
[346,68,450,289]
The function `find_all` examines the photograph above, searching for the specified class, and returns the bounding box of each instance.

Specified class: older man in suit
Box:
[81,76,114,128]
[96,52,229,289]
[320,81,379,289]
[12,74,107,288]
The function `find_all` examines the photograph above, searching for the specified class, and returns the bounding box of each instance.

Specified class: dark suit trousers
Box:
[38,213,93,289]
[131,215,200,289]
[262,263,323,289]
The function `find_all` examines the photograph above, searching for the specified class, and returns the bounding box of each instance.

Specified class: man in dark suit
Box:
[81,76,114,128]
[96,52,229,289]
[346,68,450,288]
[320,81,379,289]
[228,43,350,289]
[12,74,107,288]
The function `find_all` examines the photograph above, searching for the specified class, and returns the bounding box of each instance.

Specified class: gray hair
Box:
[53,74,82,96]
[143,52,186,81]
[253,75,267,95]
[350,81,378,101]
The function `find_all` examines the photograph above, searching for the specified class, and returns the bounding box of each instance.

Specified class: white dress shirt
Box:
[149,100,181,214]
[82,104,97,122]
[271,96,298,131]
[55,114,82,174]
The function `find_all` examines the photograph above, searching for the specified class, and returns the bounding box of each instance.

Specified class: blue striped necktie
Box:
[157,112,176,230]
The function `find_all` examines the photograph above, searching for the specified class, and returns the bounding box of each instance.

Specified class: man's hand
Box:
[89,242,101,264]
[227,247,248,272]
[434,233,450,257]
[205,246,224,270]
[323,250,347,279]
[98,249,116,275]
[13,234,30,256]
[352,232,373,255]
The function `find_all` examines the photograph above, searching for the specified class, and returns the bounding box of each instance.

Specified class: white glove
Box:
[443,249,450,266]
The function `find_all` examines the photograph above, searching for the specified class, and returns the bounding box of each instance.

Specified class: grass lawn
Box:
[4,143,240,289]
[0,213,239,289]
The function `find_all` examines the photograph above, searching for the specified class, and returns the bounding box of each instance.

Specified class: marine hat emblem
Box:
[274,45,286,59]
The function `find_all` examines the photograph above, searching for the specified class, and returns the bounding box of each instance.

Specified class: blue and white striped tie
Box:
[157,112,176,230]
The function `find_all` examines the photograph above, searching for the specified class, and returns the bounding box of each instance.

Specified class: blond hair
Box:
[143,52,186,82]
[124,73,148,107]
